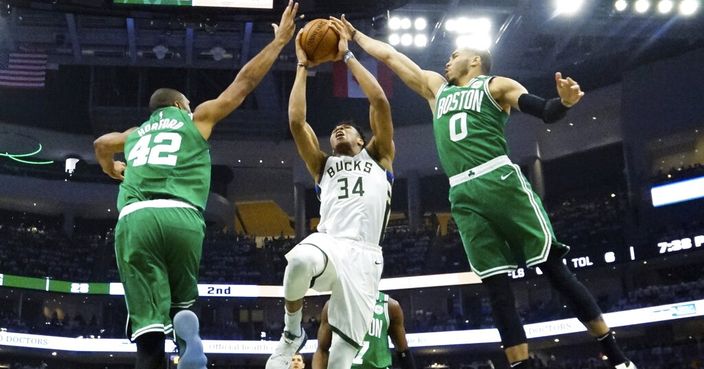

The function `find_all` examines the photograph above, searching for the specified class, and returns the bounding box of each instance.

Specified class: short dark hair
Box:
[334,121,367,147]
[149,88,184,112]
[461,48,492,74]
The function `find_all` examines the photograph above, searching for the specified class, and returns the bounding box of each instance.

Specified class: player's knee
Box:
[286,248,315,275]
[542,253,602,322]
[542,251,575,287]
[286,244,326,277]
[286,252,311,275]
[483,274,514,306]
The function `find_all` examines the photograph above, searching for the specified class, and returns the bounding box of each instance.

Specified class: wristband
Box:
[343,50,355,64]
[517,94,569,124]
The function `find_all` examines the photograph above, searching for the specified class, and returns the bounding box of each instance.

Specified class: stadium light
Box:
[444,17,492,35]
[554,0,585,15]
[454,17,469,33]
[400,17,412,30]
[388,16,401,30]
[614,0,629,11]
[444,19,456,32]
[634,0,651,13]
[401,33,413,46]
[477,18,492,33]
[679,0,699,15]
[657,0,674,13]
[389,33,400,46]
[456,34,492,50]
[414,34,428,47]
[414,17,427,30]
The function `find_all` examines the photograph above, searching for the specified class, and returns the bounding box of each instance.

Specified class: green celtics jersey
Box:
[433,75,509,177]
[117,106,211,211]
[352,292,391,369]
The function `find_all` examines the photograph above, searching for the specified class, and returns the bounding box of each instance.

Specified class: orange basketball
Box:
[300,19,339,64]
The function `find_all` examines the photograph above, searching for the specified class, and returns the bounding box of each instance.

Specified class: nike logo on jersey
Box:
[501,172,514,180]
[374,261,383,265]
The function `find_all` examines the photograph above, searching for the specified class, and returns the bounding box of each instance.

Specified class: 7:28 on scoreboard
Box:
[658,235,704,254]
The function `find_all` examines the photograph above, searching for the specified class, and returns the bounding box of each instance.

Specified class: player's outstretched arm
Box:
[492,72,584,123]
[334,15,444,102]
[290,31,326,182]
[388,298,417,369]
[312,302,332,369]
[191,1,299,139]
[329,18,394,170]
[93,127,136,181]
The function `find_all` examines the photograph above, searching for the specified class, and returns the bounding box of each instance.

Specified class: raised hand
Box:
[339,14,358,41]
[328,17,350,61]
[555,72,584,107]
[295,30,320,68]
[272,0,299,45]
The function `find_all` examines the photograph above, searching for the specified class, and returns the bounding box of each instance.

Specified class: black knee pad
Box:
[541,250,602,322]
[483,274,527,347]
[135,332,166,369]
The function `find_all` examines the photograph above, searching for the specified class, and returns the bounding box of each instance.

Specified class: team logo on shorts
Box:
[374,305,384,314]
[471,80,484,89]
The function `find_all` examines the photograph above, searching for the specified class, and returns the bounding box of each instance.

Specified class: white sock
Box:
[284,307,302,336]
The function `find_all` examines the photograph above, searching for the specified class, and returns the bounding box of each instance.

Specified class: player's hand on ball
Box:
[107,161,126,181]
[295,30,318,68]
[328,17,350,62]
[339,14,358,41]
[272,0,299,45]
[555,72,584,107]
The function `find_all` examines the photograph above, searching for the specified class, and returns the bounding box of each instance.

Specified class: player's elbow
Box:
[219,92,247,112]
[93,138,104,150]
[369,93,390,110]
[93,136,111,153]
[288,115,306,129]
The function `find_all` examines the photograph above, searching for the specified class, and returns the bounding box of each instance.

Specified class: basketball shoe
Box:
[265,330,308,369]
[173,310,207,369]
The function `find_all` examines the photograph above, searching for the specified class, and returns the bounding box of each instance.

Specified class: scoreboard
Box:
[1,234,702,295]
[0,273,109,295]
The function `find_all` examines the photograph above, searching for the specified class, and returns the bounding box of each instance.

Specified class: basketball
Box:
[300,19,340,64]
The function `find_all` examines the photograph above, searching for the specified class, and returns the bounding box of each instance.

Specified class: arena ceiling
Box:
[1,0,703,137]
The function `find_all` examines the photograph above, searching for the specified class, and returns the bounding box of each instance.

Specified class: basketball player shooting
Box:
[332,15,636,369]
[265,20,395,369]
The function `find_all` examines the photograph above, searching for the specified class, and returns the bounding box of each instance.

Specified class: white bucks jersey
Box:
[316,149,393,245]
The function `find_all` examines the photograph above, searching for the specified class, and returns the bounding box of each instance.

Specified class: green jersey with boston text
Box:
[433,75,509,177]
[117,106,211,212]
[352,292,391,369]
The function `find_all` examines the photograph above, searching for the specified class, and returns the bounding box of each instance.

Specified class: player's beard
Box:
[333,140,355,156]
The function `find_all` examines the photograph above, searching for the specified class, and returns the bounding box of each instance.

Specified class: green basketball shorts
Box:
[114,201,205,341]
[448,156,569,279]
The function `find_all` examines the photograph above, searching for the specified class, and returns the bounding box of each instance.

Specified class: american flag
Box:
[0,51,48,89]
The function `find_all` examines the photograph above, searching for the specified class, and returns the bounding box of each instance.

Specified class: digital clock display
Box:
[657,235,704,254]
